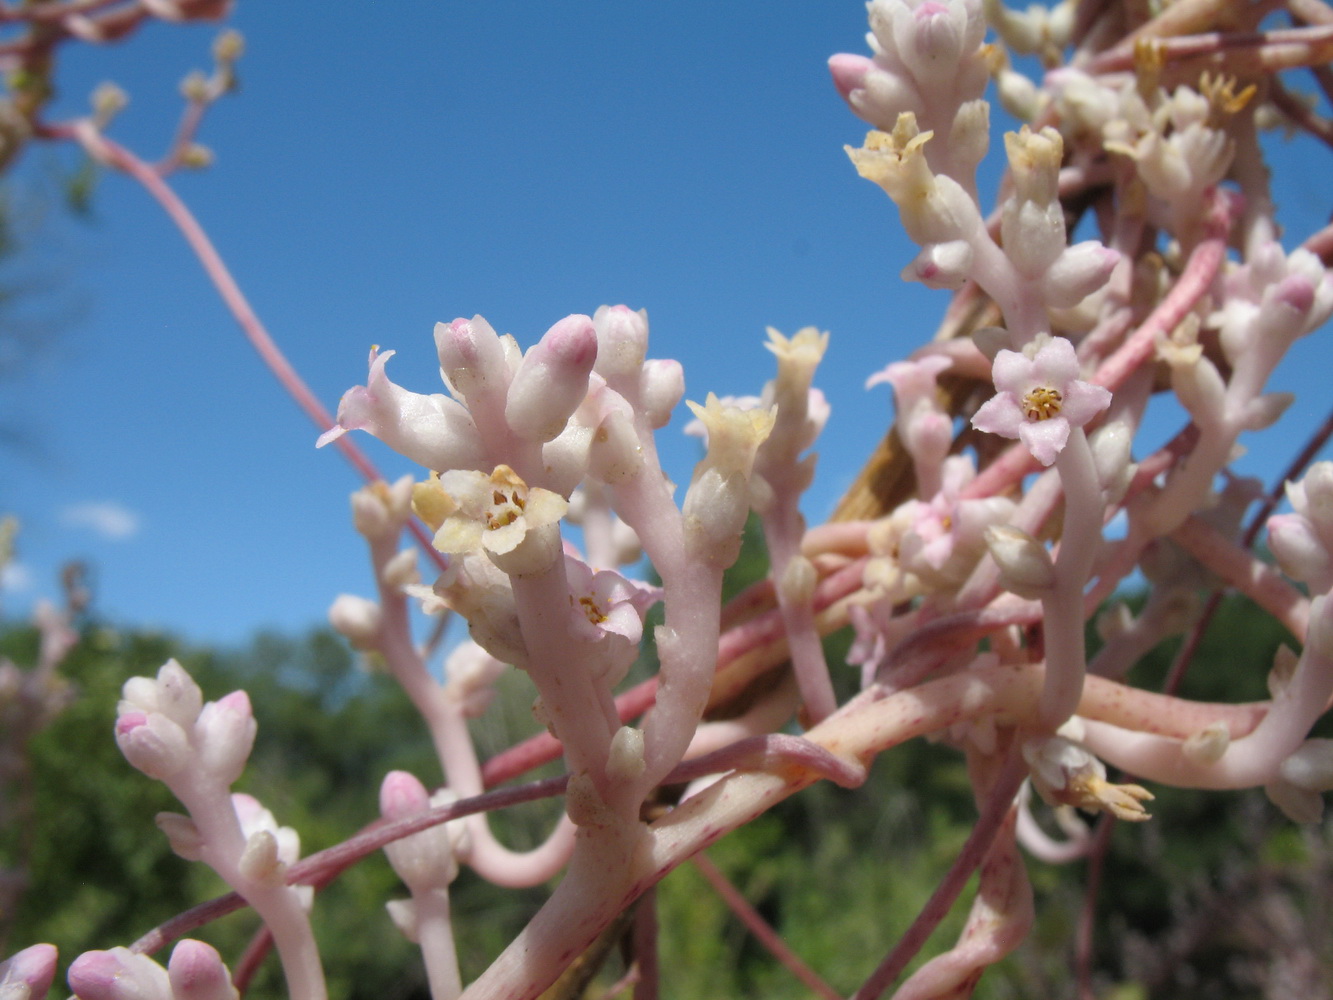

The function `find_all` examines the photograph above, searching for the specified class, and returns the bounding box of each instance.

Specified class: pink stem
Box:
[850,749,1027,1000]
[40,122,448,568]
[690,852,842,1000]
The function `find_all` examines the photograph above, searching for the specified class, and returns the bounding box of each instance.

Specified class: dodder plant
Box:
[4,1,1333,998]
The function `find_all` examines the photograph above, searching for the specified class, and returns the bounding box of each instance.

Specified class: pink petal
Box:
[989,350,1035,396]
[1029,337,1080,388]
[971,393,1025,439]
[1060,380,1112,428]
[1019,417,1070,466]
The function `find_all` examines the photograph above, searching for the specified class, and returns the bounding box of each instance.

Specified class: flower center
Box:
[577,595,607,625]
[484,488,526,530]
[1021,386,1063,421]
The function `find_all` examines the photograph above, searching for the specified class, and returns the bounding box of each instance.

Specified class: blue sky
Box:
[3,4,1331,648]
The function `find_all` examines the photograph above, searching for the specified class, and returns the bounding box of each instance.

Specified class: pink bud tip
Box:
[380,770,431,821]
[0,943,57,999]
[115,712,148,736]
[168,939,235,1000]
[215,690,252,717]
[828,53,873,100]
[1276,275,1315,314]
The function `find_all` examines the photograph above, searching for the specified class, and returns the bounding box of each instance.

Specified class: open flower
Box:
[971,336,1110,465]
[431,465,568,577]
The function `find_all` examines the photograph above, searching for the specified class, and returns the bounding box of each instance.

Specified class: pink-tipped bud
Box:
[592,305,649,380]
[380,769,432,820]
[379,772,460,891]
[115,712,190,781]
[639,359,684,428]
[828,52,873,102]
[900,240,974,290]
[0,943,58,1000]
[166,940,237,1000]
[1044,242,1120,308]
[435,315,512,404]
[896,1,967,86]
[68,947,170,1000]
[193,691,256,787]
[1275,274,1315,315]
[504,315,598,442]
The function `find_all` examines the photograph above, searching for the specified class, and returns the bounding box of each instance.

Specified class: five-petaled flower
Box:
[970,336,1111,466]
[427,465,568,578]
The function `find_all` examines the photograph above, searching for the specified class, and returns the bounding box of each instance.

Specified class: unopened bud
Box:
[156,811,204,861]
[167,939,238,1000]
[1182,722,1230,764]
[194,691,257,786]
[901,240,974,290]
[1044,242,1119,308]
[238,829,286,886]
[779,555,818,606]
[639,359,685,428]
[68,948,169,1000]
[504,314,598,442]
[592,305,649,380]
[606,726,646,784]
[0,942,57,1000]
[435,315,512,406]
[329,594,382,650]
[116,712,190,781]
[1278,739,1333,792]
[985,525,1055,598]
[382,549,419,589]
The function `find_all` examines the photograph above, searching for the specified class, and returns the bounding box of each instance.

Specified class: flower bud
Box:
[194,691,257,786]
[639,359,685,428]
[0,943,57,1000]
[606,726,646,784]
[683,467,750,568]
[351,476,414,539]
[329,594,382,649]
[434,315,512,405]
[504,314,598,442]
[154,660,203,731]
[1089,420,1134,503]
[779,555,818,606]
[592,305,649,380]
[237,829,286,886]
[1279,739,1333,791]
[587,408,643,484]
[1268,514,1332,591]
[385,898,419,943]
[900,240,974,290]
[985,525,1055,598]
[1182,722,1230,764]
[116,712,190,781]
[68,948,170,1000]
[1265,779,1324,824]
[1043,242,1119,308]
[167,940,238,1000]
[382,549,419,589]
[1001,198,1065,278]
[155,811,204,861]
[381,773,463,890]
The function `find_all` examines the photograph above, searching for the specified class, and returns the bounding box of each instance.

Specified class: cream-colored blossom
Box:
[1024,736,1154,821]
[432,465,567,577]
